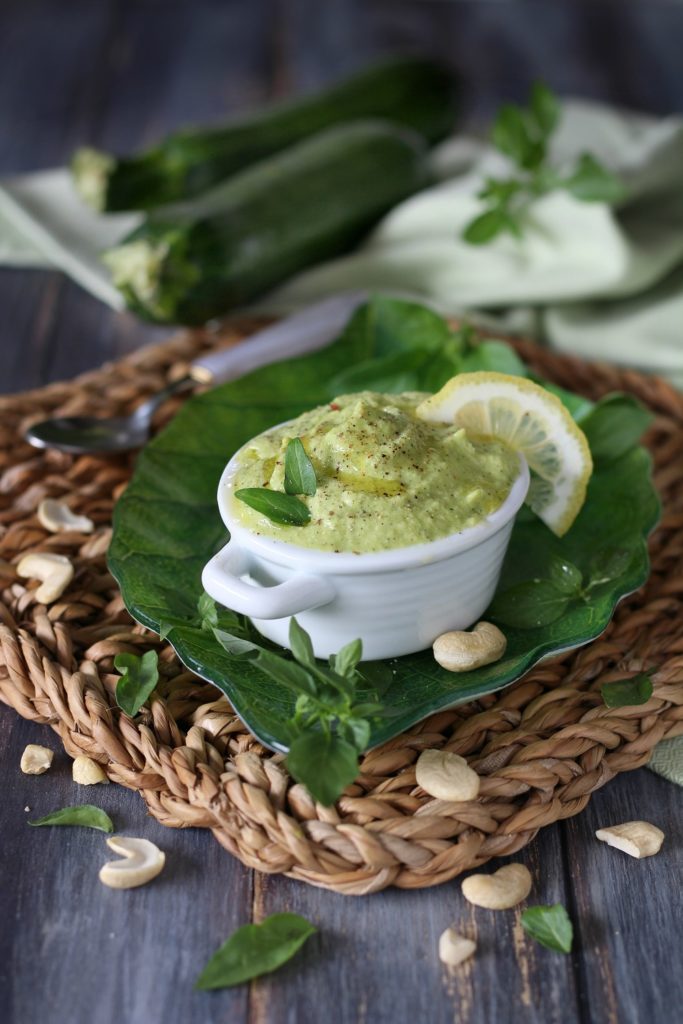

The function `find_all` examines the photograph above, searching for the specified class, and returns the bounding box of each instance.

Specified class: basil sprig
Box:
[28,805,114,832]
[114,649,159,716]
[463,82,624,245]
[521,904,573,953]
[284,437,317,496]
[234,488,310,526]
[601,672,653,709]
[196,913,316,990]
[214,618,393,805]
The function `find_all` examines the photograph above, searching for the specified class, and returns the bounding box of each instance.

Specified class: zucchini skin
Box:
[105,121,430,326]
[75,58,456,211]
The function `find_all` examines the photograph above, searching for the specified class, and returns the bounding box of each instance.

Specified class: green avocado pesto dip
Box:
[229,391,519,553]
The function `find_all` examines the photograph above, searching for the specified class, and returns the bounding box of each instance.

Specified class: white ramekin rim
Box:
[217,438,530,575]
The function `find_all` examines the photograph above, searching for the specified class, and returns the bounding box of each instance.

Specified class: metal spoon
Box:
[24,293,365,455]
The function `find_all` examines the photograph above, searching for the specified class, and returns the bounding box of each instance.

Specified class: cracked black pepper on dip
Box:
[228,391,519,553]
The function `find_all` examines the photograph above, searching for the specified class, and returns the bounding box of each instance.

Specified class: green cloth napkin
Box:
[1,99,681,783]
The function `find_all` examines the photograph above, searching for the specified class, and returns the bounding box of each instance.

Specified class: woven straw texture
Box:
[1,323,682,895]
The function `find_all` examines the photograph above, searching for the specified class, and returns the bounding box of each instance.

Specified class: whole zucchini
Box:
[73,57,456,211]
[104,120,429,325]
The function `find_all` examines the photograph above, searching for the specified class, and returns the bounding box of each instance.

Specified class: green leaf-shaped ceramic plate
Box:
[108,299,659,752]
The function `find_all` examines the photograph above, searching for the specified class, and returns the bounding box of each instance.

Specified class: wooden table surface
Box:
[2,3,682,1023]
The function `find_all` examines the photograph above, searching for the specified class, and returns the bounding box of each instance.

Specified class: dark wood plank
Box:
[563,769,683,1024]
[252,826,581,1024]
[0,709,253,1024]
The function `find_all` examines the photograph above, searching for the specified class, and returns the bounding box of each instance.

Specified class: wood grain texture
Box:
[1,2,683,1022]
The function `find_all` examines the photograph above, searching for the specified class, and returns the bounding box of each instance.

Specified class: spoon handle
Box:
[189,292,367,386]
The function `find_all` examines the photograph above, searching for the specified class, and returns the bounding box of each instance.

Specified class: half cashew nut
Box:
[595,821,664,859]
[72,755,109,786]
[99,836,165,889]
[461,863,532,910]
[416,749,480,801]
[38,499,94,534]
[20,744,54,775]
[438,927,476,967]
[16,552,74,604]
[433,621,507,672]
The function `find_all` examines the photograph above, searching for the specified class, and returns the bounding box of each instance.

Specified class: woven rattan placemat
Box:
[1,324,682,894]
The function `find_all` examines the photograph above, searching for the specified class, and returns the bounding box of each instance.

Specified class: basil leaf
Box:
[548,556,583,595]
[234,488,310,526]
[284,438,316,496]
[330,637,363,678]
[462,209,511,245]
[488,580,570,629]
[492,104,534,167]
[256,649,317,696]
[195,912,316,990]
[114,649,159,717]
[521,905,573,953]
[289,617,316,668]
[601,673,653,708]
[355,660,395,695]
[197,591,218,631]
[287,731,359,805]
[342,717,371,751]
[587,547,632,588]
[580,394,654,463]
[328,350,430,396]
[213,628,262,659]
[460,340,528,377]
[29,805,114,833]
[530,81,560,137]
[564,153,625,204]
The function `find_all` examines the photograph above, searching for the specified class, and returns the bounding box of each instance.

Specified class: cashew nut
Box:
[416,749,480,801]
[20,744,54,775]
[38,498,94,534]
[595,821,664,859]
[438,927,476,967]
[72,755,109,786]
[99,836,165,889]
[433,621,507,672]
[461,863,532,910]
[16,552,74,604]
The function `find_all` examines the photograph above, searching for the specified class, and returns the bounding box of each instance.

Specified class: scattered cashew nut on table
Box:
[433,621,507,672]
[16,552,74,604]
[37,499,94,534]
[438,928,476,967]
[595,821,664,858]
[20,744,54,775]
[72,755,109,786]
[461,863,533,910]
[99,837,166,889]
[416,749,480,801]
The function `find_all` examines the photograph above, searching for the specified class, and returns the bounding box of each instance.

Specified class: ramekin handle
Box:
[201,540,336,619]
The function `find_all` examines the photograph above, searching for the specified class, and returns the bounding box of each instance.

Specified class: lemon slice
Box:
[416,372,593,536]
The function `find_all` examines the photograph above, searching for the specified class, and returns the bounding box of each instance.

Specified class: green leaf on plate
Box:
[521,904,573,953]
[548,555,583,595]
[195,912,316,990]
[601,672,653,708]
[284,438,316,496]
[286,731,359,806]
[114,649,159,716]
[487,579,570,629]
[234,488,310,526]
[579,393,654,463]
[107,296,658,757]
[460,339,528,377]
[28,805,114,832]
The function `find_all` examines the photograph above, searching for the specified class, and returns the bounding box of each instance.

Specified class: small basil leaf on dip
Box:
[521,905,573,953]
[28,805,114,833]
[195,913,316,990]
[114,649,159,716]
[284,437,317,496]
[601,673,653,709]
[234,488,310,526]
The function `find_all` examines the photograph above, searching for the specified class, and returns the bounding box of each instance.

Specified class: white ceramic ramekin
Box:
[202,442,529,660]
